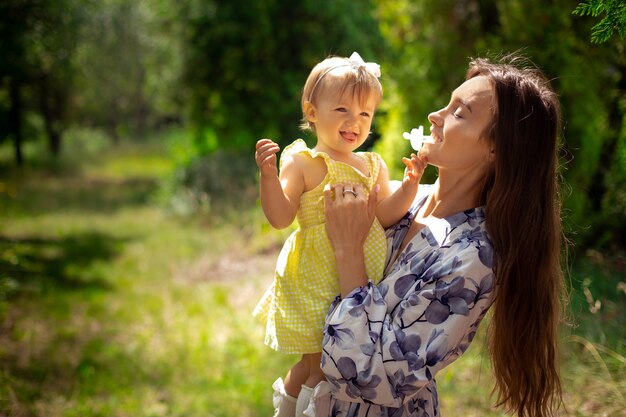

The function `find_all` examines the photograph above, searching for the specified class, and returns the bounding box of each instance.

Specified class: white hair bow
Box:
[348,52,381,78]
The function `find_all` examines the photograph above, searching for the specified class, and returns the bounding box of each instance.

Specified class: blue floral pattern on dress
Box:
[315,186,496,417]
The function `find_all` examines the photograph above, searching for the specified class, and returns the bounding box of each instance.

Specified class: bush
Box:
[166,149,258,216]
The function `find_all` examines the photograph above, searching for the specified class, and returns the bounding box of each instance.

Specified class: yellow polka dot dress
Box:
[253,139,387,354]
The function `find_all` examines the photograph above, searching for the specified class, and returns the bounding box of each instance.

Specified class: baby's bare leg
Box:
[284,355,310,397]
[304,352,326,388]
[294,353,325,416]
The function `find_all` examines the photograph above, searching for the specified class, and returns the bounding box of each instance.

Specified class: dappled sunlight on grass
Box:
[0,173,160,217]
[0,232,125,294]
[87,150,175,180]
[0,136,291,415]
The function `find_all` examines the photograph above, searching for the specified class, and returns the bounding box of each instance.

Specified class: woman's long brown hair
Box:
[468,57,565,417]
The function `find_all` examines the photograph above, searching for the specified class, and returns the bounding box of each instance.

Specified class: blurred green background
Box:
[0,0,624,416]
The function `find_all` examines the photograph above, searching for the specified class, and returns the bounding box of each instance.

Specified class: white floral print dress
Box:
[305,185,496,417]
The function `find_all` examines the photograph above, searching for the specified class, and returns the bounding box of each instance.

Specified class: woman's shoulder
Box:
[406,184,436,214]
[410,201,492,271]
[391,209,494,291]
[436,207,493,270]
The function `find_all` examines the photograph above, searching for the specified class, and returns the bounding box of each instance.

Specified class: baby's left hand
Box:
[401,153,428,190]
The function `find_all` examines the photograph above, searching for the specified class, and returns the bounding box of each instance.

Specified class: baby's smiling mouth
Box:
[340,131,358,141]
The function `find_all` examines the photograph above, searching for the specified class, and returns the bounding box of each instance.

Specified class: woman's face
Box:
[421,76,495,173]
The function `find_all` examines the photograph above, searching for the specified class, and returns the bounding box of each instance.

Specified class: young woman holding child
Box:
[258,53,565,417]
[314,55,565,417]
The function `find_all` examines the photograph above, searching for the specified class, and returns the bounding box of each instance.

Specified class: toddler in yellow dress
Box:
[253,52,427,417]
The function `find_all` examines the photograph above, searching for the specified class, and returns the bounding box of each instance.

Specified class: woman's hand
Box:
[324,183,378,251]
[324,183,379,296]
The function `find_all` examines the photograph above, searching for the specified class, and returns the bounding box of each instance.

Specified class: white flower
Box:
[402,126,432,151]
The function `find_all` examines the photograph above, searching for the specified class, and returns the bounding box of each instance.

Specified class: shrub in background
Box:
[166,149,258,217]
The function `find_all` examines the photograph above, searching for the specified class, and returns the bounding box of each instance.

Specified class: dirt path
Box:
[173,247,279,310]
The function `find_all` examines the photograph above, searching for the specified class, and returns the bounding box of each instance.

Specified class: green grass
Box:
[0,131,624,416]
[0,132,293,416]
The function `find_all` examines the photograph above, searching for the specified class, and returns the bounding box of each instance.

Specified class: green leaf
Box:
[572,3,595,17]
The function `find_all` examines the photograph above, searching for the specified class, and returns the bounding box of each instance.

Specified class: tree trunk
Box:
[8,79,23,166]
[107,123,120,145]
[39,73,65,158]
[47,129,62,157]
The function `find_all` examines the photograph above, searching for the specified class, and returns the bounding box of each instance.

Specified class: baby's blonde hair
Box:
[300,56,383,132]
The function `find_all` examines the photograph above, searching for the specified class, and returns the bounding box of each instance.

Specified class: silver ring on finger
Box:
[343,189,358,198]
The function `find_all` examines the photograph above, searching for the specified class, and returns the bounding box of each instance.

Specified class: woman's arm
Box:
[323,187,495,407]
[321,270,493,407]
[323,183,378,296]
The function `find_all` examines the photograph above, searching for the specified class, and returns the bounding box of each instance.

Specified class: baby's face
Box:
[307,89,378,157]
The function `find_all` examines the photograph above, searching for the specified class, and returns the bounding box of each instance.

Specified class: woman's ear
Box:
[303,101,317,122]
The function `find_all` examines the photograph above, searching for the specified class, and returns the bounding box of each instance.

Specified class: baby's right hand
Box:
[255,139,280,177]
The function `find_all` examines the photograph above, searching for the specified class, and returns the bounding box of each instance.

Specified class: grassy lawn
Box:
[0,133,624,416]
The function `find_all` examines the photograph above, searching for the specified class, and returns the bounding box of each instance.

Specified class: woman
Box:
[303,57,565,417]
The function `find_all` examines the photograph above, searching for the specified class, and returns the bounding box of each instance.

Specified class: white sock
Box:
[272,378,297,417]
[295,384,314,417]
